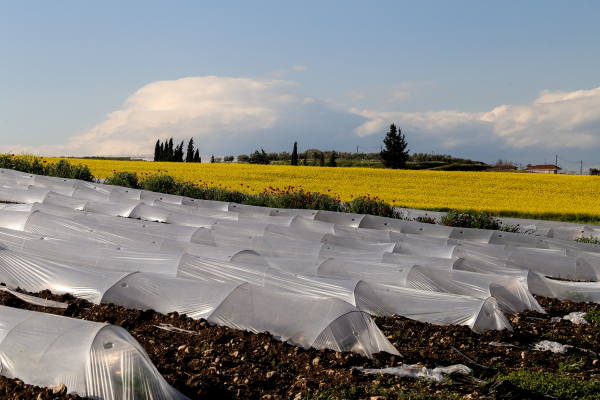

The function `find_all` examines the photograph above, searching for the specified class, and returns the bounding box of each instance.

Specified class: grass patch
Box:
[497,369,600,400]
[585,307,600,325]
[301,383,462,400]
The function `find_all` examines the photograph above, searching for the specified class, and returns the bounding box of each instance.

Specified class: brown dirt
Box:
[0,376,92,400]
[0,289,598,400]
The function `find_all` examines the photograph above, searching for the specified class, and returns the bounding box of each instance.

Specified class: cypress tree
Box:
[319,152,325,167]
[159,142,165,161]
[210,155,215,163]
[328,150,337,167]
[380,123,410,169]
[186,138,195,162]
[177,141,185,162]
[194,149,200,163]
[167,138,174,161]
[291,142,298,166]
[154,140,160,162]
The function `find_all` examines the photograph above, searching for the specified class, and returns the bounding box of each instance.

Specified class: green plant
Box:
[0,153,95,181]
[497,369,600,399]
[439,209,527,233]
[558,357,586,372]
[104,171,141,189]
[585,307,600,325]
[345,196,402,218]
[576,234,600,244]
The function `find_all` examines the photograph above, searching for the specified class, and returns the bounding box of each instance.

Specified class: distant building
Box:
[494,165,517,170]
[524,164,562,174]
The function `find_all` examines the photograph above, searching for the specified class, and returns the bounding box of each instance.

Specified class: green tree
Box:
[186,138,195,162]
[210,155,215,163]
[154,140,160,162]
[380,123,410,169]
[194,149,200,163]
[167,138,174,161]
[159,141,165,161]
[291,142,298,166]
[328,150,337,167]
[319,152,325,167]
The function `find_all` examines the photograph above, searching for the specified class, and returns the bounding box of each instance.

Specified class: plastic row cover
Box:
[0,229,388,317]
[0,306,186,400]
[0,227,511,331]
[0,245,397,357]
[7,210,246,261]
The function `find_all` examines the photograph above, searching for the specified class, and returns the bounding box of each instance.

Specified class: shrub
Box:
[0,154,94,181]
[440,209,523,232]
[104,171,141,189]
[345,196,401,218]
[412,215,437,224]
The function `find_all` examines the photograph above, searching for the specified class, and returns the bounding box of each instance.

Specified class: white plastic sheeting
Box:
[0,245,397,357]
[355,364,473,383]
[0,306,186,400]
[1,170,599,334]
[0,227,510,331]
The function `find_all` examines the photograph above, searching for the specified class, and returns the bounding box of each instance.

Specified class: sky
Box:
[1,1,599,170]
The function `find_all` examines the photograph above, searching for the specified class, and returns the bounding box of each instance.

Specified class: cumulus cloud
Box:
[352,85,600,150]
[1,76,365,156]
[3,78,600,161]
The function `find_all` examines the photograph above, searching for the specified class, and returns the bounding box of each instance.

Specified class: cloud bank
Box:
[2,77,600,162]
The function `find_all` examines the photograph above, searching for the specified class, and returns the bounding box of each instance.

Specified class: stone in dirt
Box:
[52,383,67,396]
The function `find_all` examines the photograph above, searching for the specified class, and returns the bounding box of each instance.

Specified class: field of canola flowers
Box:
[44,157,600,216]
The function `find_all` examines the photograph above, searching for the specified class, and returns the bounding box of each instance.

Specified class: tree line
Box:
[153,123,412,169]
[154,138,201,162]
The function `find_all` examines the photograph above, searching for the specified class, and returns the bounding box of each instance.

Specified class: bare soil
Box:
[0,290,598,400]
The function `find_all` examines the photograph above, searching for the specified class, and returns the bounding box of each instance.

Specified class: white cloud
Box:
[1,76,364,156]
[3,79,600,160]
[352,85,600,149]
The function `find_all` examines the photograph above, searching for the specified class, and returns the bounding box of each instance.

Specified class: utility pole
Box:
[581,161,583,175]
[556,155,558,168]
[357,146,358,154]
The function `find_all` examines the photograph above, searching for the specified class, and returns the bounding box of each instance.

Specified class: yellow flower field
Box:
[44,158,600,216]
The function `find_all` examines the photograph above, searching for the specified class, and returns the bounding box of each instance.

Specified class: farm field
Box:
[45,157,600,217]
[2,168,600,400]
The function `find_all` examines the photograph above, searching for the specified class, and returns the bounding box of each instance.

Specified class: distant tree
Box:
[278,151,291,162]
[154,140,160,162]
[167,138,174,162]
[210,155,215,163]
[238,154,249,163]
[174,141,184,162]
[328,150,337,167]
[248,149,270,165]
[291,142,298,166]
[194,149,200,163]
[186,138,195,162]
[380,123,410,169]
[590,168,600,176]
[319,152,325,167]
[303,156,307,166]
[223,156,234,163]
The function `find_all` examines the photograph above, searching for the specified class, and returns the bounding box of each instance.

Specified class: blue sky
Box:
[1,1,599,169]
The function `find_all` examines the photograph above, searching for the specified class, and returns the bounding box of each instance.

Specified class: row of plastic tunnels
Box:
[0,168,598,399]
